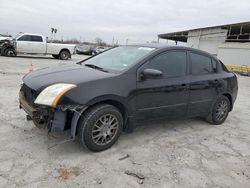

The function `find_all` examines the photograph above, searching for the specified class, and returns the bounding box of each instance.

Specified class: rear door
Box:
[29,35,46,54]
[188,51,220,116]
[134,50,190,120]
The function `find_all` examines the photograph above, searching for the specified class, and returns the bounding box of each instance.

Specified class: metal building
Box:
[158,22,250,71]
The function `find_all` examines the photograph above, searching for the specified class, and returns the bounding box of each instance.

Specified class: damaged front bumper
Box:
[19,91,87,139]
[19,91,49,128]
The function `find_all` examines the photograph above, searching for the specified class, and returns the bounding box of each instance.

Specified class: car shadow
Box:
[12,55,58,60]
[46,117,210,155]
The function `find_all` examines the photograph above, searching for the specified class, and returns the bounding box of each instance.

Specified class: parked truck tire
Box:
[4,48,16,57]
[59,50,70,60]
[52,54,59,59]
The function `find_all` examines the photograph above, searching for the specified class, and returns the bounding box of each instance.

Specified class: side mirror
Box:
[141,68,163,79]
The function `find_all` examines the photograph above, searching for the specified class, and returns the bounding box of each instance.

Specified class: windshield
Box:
[14,33,23,40]
[83,46,155,71]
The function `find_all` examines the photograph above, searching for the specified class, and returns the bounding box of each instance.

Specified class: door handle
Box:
[213,79,220,84]
[181,84,189,90]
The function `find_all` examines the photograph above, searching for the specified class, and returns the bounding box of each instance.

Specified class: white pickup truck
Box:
[1,33,76,60]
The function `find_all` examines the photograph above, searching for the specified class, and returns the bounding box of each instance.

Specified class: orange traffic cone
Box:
[29,63,33,72]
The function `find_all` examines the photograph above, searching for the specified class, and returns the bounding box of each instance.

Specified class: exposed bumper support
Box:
[19,90,90,147]
[70,107,88,140]
[20,90,88,137]
[19,92,48,124]
[47,106,88,149]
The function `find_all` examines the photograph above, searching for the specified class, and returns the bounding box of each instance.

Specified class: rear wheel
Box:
[206,95,230,125]
[78,104,123,152]
[4,48,16,57]
[59,50,70,60]
[52,54,59,59]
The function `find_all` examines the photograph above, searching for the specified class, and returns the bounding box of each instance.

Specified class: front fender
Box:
[85,94,133,116]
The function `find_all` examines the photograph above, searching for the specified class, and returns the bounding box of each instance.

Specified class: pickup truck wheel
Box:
[4,48,16,57]
[206,95,230,125]
[52,55,59,59]
[59,50,70,60]
[78,104,123,152]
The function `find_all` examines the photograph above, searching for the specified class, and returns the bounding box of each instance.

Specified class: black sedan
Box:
[19,44,238,151]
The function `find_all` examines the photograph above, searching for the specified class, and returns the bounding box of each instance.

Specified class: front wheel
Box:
[206,95,230,125]
[4,48,16,57]
[78,104,123,152]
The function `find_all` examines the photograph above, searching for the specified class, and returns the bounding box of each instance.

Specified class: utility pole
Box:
[54,29,57,40]
[51,28,54,41]
[126,38,128,45]
[112,36,114,46]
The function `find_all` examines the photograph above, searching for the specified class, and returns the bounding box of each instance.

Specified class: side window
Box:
[146,51,187,77]
[30,35,43,42]
[17,35,31,41]
[190,52,214,74]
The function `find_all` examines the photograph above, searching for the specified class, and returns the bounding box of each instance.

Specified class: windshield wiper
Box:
[84,64,109,72]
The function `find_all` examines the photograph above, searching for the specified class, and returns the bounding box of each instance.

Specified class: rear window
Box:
[190,52,214,74]
[212,59,218,72]
[220,61,230,72]
[30,35,43,42]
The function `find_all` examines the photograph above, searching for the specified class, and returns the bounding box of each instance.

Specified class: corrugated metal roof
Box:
[158,21,250,42]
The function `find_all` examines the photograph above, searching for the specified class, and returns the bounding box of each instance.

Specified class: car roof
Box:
[19,33,44,36]
[127,43,215,58]
[127,43,169,49]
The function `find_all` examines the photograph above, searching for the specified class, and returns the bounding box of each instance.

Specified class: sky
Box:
[0,0,250,44]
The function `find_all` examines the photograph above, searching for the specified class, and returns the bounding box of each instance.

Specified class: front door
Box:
[134,50,190,121]
[16,35,33,53]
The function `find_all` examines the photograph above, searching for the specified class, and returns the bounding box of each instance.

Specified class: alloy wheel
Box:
[215,100,228,121]
[91,114,119,146]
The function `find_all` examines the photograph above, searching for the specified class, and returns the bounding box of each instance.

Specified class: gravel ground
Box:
[0,55,250,188]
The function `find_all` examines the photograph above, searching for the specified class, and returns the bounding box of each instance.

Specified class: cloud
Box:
[0,0,249,44]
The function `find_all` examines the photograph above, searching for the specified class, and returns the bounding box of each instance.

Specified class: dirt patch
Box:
[57,166,81,180]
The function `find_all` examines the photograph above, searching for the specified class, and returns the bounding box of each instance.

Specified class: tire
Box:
[78,104,123,152]
[4,48,16,57]
[59,50,70,60]
[52,54,59,59]
[206,95,230,125]
[0,48,4,56]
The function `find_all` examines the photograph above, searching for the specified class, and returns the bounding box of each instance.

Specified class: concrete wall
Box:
[217,43,250,66]
[187,27,227,56]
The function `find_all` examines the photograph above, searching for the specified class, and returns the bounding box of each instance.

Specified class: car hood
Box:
[23,64,115,91]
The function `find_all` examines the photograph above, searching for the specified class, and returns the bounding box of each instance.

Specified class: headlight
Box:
[34,83,76,107]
